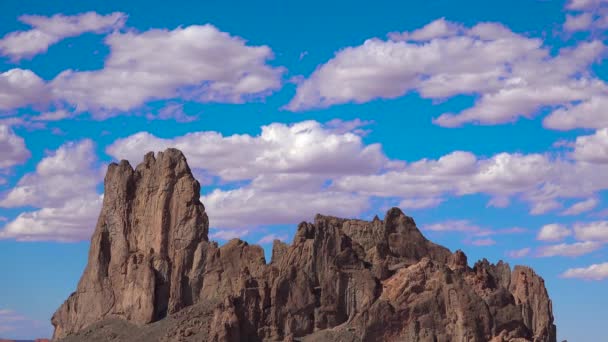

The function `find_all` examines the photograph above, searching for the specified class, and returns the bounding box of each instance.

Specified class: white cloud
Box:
[388,18,464,41]
[0,12,126,60]
[563,0,608,32]
[469,238,496,246]
[202,186,368,229]
[571,128,608,163]
[258,233,288,244]
[487,196,511,208]
[567,0,608,10]
[324,118,373,136]
[145,103,197,123]
[574,221,608,242]
[0,195,102,241]
[335,147,608,215]
[562,198,598,215]
[544,97,608,130]
[424,220,482,233]
[561,262,608,280]
[529,200,562,215]
[108,120,386,230]
[52,24,284,114]
[209,229,249,241]
[564,12,595,31]
[106,121,608,229]
[537,224,572,242]
[33,110,71,121]
[0,140,99,208]
[0,124,30,168]
[423,219,524,247]
[507,248,531,258]
[0,69,49,110]
[107,120,388,182]
[433,41,605,127]
[537,241,602,257]
[0,140,103,242]
[287,19,605,128]
[0,109,76,132]
[399,197,444,209]
[0,110,74,132]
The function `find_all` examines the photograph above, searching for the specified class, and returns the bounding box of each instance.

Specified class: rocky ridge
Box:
[52,148,556,342]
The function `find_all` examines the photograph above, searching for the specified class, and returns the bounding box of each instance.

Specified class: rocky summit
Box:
[52,148,557,342]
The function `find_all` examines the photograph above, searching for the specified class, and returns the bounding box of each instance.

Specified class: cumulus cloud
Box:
[33,110,72,122]
[574,221,608,241]
[0,20,285,117]
[399,197,444,209]
[567,0,608,10]
[107,118,608,221]
[0,110,75,132]
[145,103,197,123]
[52,24,284,114]
[561,262,608,280]
[0,69,49,110]
[258,233,288,244]
[0,124,30,168]
[424,220,482,233]
[529,200,562,215]
[537,241,602,257]
[571,128,608,163]
[209,229,250,241]
[523,220,608,258]
[0,12,126,60]
[202,186,369,229]
[0,140,99,207]
[388,18,464,41]
[545,97,608,130]
[107,120,383,229]
[0,140,103,241]
[564,12,595,31]
[561,198,598,215]
[469,238,496,246]
[287,19,605,128]
[0,195,103,241]
[324,118,374,136]
[506,247,531,258]
[423,219,524,246]
[334,150,596,214]
[106,120,608,229]
[107,120,388,181]
[563,0,608,32]
[537,224,572,241]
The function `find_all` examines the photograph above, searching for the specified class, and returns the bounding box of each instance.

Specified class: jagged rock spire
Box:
[52,149,210,339]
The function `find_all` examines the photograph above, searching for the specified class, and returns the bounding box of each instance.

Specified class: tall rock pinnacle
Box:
[52,148,556,342]
[52,149,210,339]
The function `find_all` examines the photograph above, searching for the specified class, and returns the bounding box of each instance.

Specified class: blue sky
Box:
[1,0,608,340]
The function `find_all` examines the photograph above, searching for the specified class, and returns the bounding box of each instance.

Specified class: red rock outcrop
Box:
[52,149,210,339]
[52,149,556,342]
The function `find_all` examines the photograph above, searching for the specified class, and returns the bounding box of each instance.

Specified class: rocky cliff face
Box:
[52,150,210,338]
[52,149,557,342]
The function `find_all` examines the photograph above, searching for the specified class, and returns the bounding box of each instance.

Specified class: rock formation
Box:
[52,150,210,338]
[52,148,557,342]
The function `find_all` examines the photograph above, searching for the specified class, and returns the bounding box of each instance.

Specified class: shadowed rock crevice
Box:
[52,148,557,342]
